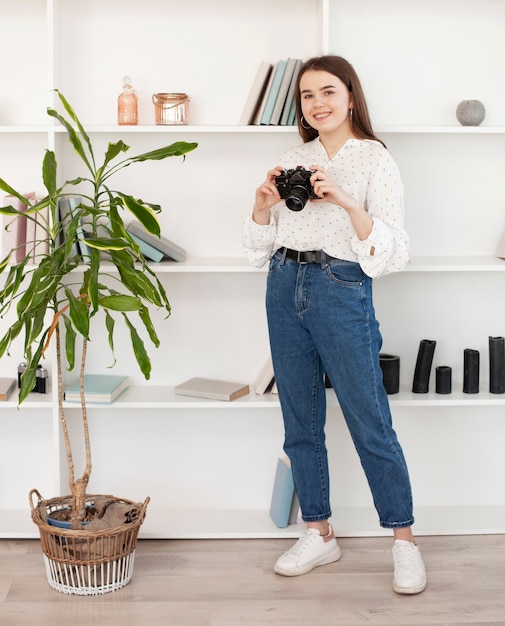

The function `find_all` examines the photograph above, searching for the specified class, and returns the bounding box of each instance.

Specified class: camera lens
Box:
[286,186,310,211]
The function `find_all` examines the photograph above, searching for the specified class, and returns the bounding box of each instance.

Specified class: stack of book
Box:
[127,220,186,263]
[1,192,49,263]
[57,195,91,260]
[239,58,303,126]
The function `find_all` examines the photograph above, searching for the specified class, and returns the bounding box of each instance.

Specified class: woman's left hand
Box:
[309,165,373,241]
[309,165,357,212]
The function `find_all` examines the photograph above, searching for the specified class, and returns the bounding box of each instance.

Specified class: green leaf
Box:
[18,342,45,404]
[138,305,160,347]
[99,294,141,311]
[85,237,129,251]
[42,150,57,196]
[131,141,198,162]
[47,107,93,176]
[104,140,130,165]
[63,314,76,370]
[0,178,23,200]
[0,320,23,358]
[65,288,90,339]
[87,250,100,313]
[105,310,116,366]
[118,194,161,236]
[123,314,151,379]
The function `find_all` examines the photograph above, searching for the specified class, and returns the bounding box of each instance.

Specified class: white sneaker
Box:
[274,526,342,577]
[392,539,427,594]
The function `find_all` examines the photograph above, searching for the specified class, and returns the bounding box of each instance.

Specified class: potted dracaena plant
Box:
[0,91,197,595]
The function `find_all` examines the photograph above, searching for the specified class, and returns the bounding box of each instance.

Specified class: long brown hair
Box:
[295,55,386,148]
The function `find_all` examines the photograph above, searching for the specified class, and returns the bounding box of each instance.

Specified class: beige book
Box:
[175,377,250,401]
[0,378,16,401]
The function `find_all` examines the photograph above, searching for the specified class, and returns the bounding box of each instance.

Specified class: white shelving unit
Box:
[1,0,505,539]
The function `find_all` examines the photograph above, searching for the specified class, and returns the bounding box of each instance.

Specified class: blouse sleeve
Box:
[350,148,410,278]
[242,211,278,268]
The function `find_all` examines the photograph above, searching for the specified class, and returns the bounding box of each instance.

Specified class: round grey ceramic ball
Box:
[456,100,486,126]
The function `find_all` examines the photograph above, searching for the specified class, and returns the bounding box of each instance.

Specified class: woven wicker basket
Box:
[29,489,149,595]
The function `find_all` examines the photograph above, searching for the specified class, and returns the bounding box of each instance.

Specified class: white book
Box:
[252,62,278,126]
[254,356,275,394]
[239,61,273,125]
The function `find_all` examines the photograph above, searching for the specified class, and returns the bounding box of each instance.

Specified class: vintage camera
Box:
[17,362,48,394]
[274,166,319,211]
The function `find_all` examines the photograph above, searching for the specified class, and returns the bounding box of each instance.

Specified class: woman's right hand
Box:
[252,166,283,225]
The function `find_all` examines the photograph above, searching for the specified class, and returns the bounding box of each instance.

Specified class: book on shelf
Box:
[68,195,91,260]
[279,58,303,126]
[269,58,299,126]
[64,374,130,403]
[25,193,50,262]
[128,231,164,262]
[57,197,81,258]
[239,61,273,125]
[174,377,250,401]
[0,378,16,401]
[287,98,297,126]
[252,64,276,126]
[127,220,186,262]
[259,59,288,126]
[1,192,35,263]
[270,456,300,528]
[254,356,275,394]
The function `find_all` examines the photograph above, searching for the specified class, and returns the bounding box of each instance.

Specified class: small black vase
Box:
[379,353,400,394]
[435,366,452,394]
[489,336,505,394]
[463,348,480,394]
[412,339,436,393]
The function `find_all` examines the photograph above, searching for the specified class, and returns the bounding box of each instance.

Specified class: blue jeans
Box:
[266,250,414,529]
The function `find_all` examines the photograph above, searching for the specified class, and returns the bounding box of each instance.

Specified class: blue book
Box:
[67,195,91,260]
[128,232,164,262]
[269,456,298,528]
[64,374,130,403]
[280,59,302,125]
[270,58,298,126]
[260,60,288,125]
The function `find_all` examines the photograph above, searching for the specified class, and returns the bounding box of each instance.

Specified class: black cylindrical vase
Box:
[380,353,400,394]
[435,366,452,394]
[489,336,505,394]
[463,348,480,394]
[412,339,436,393]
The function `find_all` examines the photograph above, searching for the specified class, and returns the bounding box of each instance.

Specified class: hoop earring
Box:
[349,108,354,121]
[301,116,312,130]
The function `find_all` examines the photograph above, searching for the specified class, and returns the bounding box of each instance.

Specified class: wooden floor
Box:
[1,534,505,625]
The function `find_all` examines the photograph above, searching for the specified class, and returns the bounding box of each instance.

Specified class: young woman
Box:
[243,55,426,594]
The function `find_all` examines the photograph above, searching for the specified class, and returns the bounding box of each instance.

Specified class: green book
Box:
[64,374,130,403]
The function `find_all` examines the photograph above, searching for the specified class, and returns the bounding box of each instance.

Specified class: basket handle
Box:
[139,496,150,520]
[29,488,45,514]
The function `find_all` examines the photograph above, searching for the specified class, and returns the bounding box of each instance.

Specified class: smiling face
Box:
[299,69,353,139]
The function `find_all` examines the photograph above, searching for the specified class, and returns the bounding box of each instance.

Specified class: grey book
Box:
[0,378,16,401]
[127,220,186,262]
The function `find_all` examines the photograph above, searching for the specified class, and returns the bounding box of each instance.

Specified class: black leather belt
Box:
[281,247,336,264]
